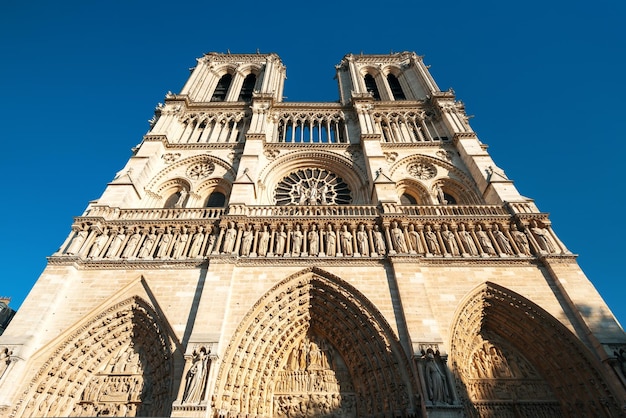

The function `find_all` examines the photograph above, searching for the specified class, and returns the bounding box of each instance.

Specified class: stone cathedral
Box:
[1,51,625,418]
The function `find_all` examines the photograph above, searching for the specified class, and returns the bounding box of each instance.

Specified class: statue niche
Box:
[273,331,356,418]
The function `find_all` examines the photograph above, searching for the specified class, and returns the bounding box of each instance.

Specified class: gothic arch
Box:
[396,178,434,205]
[258,151,368,204]
[14,296,179,418]
[213,267,418,418]
[390,154,483,204]
[449,282,623,417]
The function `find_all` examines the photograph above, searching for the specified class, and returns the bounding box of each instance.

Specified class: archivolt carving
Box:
[213,267,417,418]
[390,154,482,205]
[146,155,235,196]
[13,296,179,418]
[257,151,367,204]
[449,282,623,417]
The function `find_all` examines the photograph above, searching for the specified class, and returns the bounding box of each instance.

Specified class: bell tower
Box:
[1,51,624,418]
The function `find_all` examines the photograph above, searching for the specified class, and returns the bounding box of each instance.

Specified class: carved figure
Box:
[408,223,423,253]
[105,227,126,258]
[183,347,209,403]
[0,347,12,379]
[138,227,157,258]
[66,227,88,255]
[424,225,441,255]
[308,224,319,255]
[340,225,353,256]
[222,222,237,254]
[493,224,513,255]
[156,227,173,258]
[435,184,447,205]
[530,220,556,253]
[390,221,408,253]
[320,184,329,205]
[440,224,459,256]
[258,225,270,256]
[458,223,478,256]
[173,226,189,259]
[356,224,369,255]
[309,181,319,205]
[475,224,496,255]
[188,226,205,258]
[373,225,385,254]
[241,224,254,256]
[511,224,531,255]
[325,224,337,256]
[291,224,303,256]
[175,189,188,208]
[88,228,109,259]
[275,224,287,256]
[425,352,448,405]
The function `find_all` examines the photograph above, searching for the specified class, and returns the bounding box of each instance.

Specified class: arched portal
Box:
[213,267,418,418]
[450,282,623,417]
[15,296,179,418]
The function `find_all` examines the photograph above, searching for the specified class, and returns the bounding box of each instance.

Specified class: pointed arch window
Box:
[364,74,381,100]
[206,191,226,207]
[387,73,406,100]
[211,73,233,102]
[238,74,256,102]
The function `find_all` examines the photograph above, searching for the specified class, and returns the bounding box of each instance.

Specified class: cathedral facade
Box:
[1,51,625,417]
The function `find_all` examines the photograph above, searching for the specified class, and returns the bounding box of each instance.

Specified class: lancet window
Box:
[275,111,347,143]
[373,111,449,143]
[206,191,226,207]
[238,73,256,102]
[211,73,232,102]
[387,73,406,100]
[364,73,381,100]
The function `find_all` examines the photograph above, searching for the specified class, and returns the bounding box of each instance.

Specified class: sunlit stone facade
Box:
[1,51,625,417]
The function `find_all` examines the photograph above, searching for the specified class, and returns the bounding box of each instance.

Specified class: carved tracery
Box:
[274,168,351,206]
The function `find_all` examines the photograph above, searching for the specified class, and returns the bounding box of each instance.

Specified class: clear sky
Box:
[1,1,624,327]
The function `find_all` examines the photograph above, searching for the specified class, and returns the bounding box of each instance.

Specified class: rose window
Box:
[407,162,437,180]
[274,168,351,205]
[187,162,215,180]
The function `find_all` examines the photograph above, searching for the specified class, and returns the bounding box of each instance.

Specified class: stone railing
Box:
[82,206,225,221]
[227,205,379,218]
[385,204,509,217]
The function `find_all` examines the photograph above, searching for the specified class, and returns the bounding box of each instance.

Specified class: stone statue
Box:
[308,224,319,255]
[408,223,423,253]
[390,221,408,253]
[173,226,189,259]
[188,226,205,258]
[458,223,478,256]
[493,224,513,255]
[156,226,173,259]
[475,224,496,255]
[105,227,126,258]
[138,227,157,258]
[424,225,441,255]
[435,184,447,205]
[275,224,287,256]
[511,224,531,255]
[222,222,237,254]
[240,224,254,256]
[530,220,556,253]
[0,347,12,379]
[373,225,385,255]
[356,224,369,255]
[440,224,459,256]
[122,227,142,258]
[175,189,188,208]
[183,347,209,403]
[340,225,353,256]
[66,227,88,255]
[88,228,109,259]
[325,224,337,256]
[291,224,303,256]
[258,225,270,256]
[425,352,449,405]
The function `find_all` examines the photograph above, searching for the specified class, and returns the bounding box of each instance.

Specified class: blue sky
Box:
[1,1,625,327]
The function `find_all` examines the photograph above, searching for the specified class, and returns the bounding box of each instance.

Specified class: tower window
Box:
[238,74,256,102]
[206,191,226,207]
[211,74,233,102]
[387,74,406,100]
[364,74,381,100]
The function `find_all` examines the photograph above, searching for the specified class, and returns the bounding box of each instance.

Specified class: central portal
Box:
[273,331,356,418]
